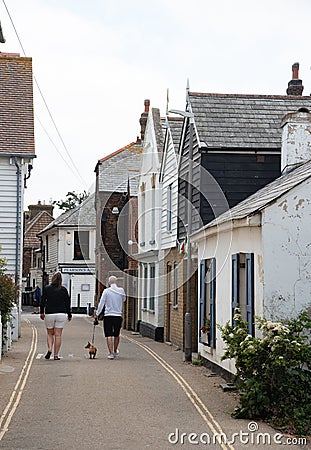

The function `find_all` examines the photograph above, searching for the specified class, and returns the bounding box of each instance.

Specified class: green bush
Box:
[0,256,19,341]
[218,308,311,436]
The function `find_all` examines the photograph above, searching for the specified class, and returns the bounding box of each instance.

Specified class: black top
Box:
[40,285,72,318]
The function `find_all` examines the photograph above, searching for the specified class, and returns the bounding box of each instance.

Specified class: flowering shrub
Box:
[218,308,311,436]
[200,316,210,334]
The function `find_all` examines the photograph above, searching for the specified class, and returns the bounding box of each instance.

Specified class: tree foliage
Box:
[53,190,89,211]
[0,255,19,327]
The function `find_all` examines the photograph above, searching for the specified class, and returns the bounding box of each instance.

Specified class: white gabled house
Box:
[160,116,183,250]
[192,108,311,375]
[0,53,35,350]
[137,106,164,341]
[159,116,185,345]
[38,195,96,313]
[0,54,35,289]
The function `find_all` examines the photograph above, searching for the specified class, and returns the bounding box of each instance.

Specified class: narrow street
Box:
[0,312,309,450]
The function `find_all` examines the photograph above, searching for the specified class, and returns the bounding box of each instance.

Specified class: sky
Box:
[0,0,311,215]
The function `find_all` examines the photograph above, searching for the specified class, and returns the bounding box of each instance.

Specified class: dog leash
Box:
[91,323,96,345]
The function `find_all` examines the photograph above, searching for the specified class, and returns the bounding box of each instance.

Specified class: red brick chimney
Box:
[139,99,150,141]
[286,62,304,96]
[28,201,54,220]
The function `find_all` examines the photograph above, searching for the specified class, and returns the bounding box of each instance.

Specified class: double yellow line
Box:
[0,319,37,441]
[126,335,235,450]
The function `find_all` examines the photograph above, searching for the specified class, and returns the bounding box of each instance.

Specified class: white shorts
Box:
[45,313,67,329]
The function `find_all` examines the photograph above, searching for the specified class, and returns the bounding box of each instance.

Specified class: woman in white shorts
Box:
[40,272,72,360]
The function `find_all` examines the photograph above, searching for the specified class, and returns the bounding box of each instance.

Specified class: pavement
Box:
[0,309,309,450]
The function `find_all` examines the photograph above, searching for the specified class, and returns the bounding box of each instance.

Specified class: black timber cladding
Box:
[200,153,280,224]
[178,93,311,239]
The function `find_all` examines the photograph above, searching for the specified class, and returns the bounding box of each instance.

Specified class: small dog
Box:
[85,342,97,359]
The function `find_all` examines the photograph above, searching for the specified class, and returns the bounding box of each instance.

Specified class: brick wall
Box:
[164,247,198,351]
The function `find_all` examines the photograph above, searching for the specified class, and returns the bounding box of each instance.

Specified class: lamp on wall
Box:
[66,231,72,245]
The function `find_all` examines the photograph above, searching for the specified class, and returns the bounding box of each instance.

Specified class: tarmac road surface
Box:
[0,311,309,450]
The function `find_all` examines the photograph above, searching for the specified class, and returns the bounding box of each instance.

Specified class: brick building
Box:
[23,202,54,294]
[95,145,143,331]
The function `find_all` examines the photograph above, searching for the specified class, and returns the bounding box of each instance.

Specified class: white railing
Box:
[0,305,19,358]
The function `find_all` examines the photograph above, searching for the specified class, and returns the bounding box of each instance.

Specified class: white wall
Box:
[195,219,263,374]
[160,129,178,250]
[262,178,311,320]
[139,257,164,327]
[58,228,96,265]
[69,273,96,308]
[0,157,27,279]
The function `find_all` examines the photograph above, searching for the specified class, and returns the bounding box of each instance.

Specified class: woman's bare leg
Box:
[47,328,54,352]
[54,328,63,357]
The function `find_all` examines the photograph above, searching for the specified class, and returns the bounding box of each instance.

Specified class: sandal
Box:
[54,356,60,360]
[45,351,52,360]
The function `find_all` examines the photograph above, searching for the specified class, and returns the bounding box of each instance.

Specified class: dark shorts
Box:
[103,316,123,337]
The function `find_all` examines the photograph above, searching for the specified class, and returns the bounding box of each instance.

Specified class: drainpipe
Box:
[14,157,21,337]
[14,157,21,286]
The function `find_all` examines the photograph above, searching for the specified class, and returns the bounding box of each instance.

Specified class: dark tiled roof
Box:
[98,142,139,163]
[97,141,142,194]
[152,108,164,158]
[39,194,96,233]
[189,92,311,149]
[0,55,35,156]
[167,116,183,151]
[24,211,54,248]
[201,159,311,229]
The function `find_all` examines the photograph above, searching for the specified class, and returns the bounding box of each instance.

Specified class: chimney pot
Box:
[292,62,299,79]
[144,99,150,113]
[139,99,150,141]
[286,62,304,96]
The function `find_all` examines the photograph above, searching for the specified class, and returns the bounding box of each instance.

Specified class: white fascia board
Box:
[191,214,262,243]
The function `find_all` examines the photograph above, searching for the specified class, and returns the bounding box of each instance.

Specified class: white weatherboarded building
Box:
[0,54,35,311]
[192,108,311,374]
[137,107,165,341]
[159,116,185,345]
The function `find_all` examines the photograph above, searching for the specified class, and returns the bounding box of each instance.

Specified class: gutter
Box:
[2,153,36,159]
[191,214,262,243]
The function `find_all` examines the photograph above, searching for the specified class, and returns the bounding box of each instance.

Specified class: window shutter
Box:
[246,253,255,336]
[199,260,206,336]
[232,253,240,325]
[209,258,216,348]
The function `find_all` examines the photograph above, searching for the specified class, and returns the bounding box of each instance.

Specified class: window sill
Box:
[73,258,90,261]
[201,343,213,354]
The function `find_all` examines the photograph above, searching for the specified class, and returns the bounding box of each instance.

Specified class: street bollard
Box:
[0,311,2,361]
[11,305,19,341]
[3,322,12,352]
